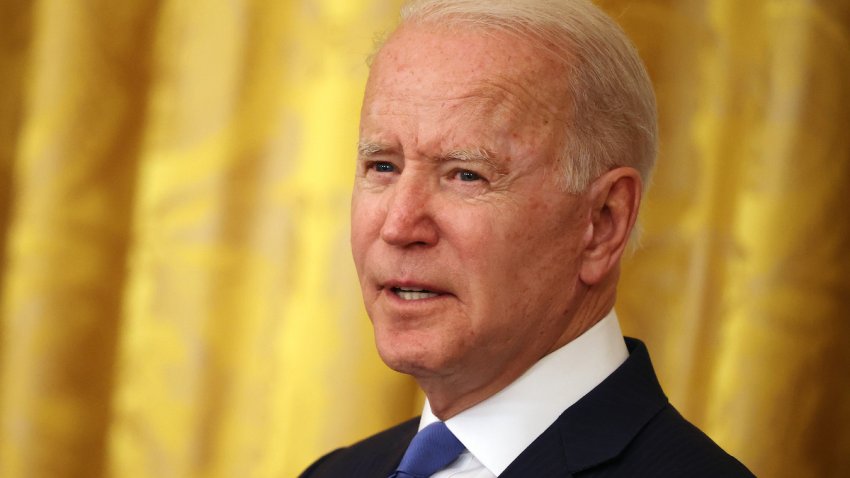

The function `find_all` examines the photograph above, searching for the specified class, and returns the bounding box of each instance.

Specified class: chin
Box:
[373,327,450,378]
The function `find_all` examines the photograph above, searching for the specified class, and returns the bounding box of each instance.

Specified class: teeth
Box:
[394,288,438,300]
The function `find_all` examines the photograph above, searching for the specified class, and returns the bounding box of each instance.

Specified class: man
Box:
[303,0,753,476]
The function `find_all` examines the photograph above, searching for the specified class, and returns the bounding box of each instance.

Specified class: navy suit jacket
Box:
[300,339,754,477]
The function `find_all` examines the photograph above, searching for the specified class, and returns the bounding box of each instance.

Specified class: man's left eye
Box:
[457,170,482,182]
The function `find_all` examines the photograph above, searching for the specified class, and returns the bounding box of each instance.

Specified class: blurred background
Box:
[0,0,848,477]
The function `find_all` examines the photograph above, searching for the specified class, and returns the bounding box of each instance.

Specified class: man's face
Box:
[352,24,594,392]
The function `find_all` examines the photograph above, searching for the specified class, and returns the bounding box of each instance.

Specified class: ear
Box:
[579,167,642,285]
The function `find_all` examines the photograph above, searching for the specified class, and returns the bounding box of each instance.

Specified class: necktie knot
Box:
[391,422,465,478]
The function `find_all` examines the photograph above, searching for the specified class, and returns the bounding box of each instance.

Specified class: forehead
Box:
[367,23,564,109]
[361,24,568,153]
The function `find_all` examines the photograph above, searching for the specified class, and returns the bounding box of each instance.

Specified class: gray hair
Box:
[394,0,657,193]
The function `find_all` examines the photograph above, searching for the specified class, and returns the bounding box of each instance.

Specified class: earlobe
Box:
[579,167,642,285]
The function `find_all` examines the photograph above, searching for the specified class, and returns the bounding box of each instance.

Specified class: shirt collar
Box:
[419,309,629,476]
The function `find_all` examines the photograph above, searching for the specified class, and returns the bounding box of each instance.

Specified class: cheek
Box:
[492,203,584,291]
[438,205,497,262]
[350,194,382,267]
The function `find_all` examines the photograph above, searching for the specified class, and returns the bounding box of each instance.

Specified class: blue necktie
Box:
[390,422,465,478]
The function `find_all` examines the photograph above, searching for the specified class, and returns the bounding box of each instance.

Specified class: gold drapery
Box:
[0,1,847,477]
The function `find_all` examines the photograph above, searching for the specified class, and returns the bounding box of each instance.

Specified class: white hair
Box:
[393,0,657,193]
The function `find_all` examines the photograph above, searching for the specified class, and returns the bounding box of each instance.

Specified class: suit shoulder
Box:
[299,417,419,478]
[596,404,754,477]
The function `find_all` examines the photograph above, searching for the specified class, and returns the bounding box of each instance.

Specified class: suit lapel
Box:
[301,417,418,478]
[358,418,418,477]
[500,338,667,477]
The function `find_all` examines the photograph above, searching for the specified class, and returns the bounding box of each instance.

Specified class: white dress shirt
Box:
[419,310,629,477]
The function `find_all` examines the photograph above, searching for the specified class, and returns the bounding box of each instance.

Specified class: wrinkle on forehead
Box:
[362,89,560,167]
[467,77,564,124]
[365,69,564,118]
[364,78,559,133]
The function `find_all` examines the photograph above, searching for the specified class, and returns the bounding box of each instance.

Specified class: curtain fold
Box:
[0,1,159,476]
[0,1,847,477]
[614,1,850,476]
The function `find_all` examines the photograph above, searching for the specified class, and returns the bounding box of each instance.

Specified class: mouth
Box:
[390,286,442,301]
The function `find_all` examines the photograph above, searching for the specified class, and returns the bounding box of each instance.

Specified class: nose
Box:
[379,174,439,248]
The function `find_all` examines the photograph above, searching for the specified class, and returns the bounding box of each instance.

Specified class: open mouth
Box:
[391,287,440,301]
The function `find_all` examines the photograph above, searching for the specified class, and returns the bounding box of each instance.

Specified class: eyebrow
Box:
[357,141,500,169]
[357,141,389,158]
[443,147,494,164]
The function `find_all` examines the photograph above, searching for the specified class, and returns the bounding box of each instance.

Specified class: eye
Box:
[457,170,482,182]
[371,161,396,173]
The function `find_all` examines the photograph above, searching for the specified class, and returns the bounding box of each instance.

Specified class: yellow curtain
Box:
[612,1,850,476]
[0,1,846,477]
